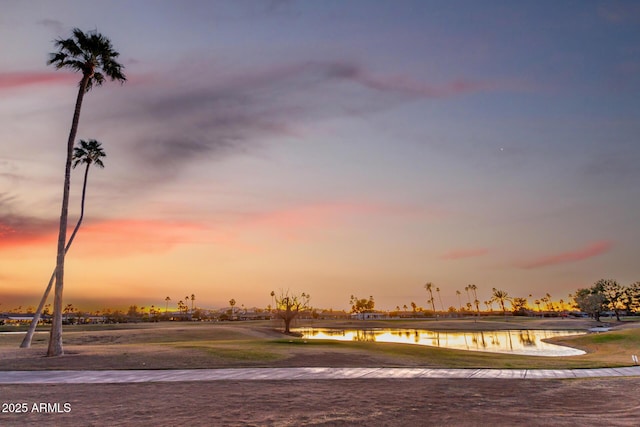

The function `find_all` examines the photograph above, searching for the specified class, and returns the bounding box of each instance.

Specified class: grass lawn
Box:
[1,317,639,370]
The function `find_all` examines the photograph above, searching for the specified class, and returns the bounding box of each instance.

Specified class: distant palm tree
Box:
[270,291,276,313]
[424,282,436,319]
[21,140,106,348]
[436,287,445,312]
[464,286,472,307]
[165,296,171,314]
[491,288,512,320]
[468,284,480,316]
[47,28,126,357]
[456,290,462,311]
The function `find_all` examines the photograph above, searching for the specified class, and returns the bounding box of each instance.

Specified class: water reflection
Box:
[294,328,586,356]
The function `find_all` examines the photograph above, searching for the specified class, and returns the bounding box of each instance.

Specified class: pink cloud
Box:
[233,201,434,242]
[0,218,210,256]
[242,202,381,238]
[0,72,77,90]
[0,219,56,249]
[222,61,491,100]
[440,248,489,260]
[75,219,208,255]
[519,241,613,269]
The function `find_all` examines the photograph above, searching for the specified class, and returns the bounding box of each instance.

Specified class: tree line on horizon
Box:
[8,277,638,327]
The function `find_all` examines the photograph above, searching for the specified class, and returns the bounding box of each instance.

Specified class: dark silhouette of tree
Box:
[21,139,106,348]
[47,28,126,357]
[623,282,640,314]
[424,282,436,317]
[574,287,606,321]
[468,284,480,316]
[597,279,625,321]
[350,295,375,317]
[491,288,512,320]
[229,298,236,318]
[464,286,472,308]
[165,296,171,314]
[511,297,528,315]
[436,287,444,312]
[273,290,310,334]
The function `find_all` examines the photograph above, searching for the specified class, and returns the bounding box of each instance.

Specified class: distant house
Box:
[317,310,350,320]
[0,313,51,325]
[350,312,388,320]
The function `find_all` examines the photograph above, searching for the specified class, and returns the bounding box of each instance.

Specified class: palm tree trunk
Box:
[21,163,91,348]
[47,75,89,357]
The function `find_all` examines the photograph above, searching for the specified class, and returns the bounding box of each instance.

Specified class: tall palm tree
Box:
[47,28,126,357]
[165,296,171,314]
[21,139,106,348]
[456,290,462,311]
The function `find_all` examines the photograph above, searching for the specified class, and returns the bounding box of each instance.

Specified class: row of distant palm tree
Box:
[163,295,196,315]
[423,282,566,319]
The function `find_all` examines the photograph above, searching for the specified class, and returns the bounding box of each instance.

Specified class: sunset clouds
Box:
[519,241,614,269]
[0,72,76,90]
[1,1,639,310]
[440,248,490,260]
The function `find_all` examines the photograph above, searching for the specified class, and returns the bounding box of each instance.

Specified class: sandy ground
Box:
[1,378,639,426]
[1,319,639,426]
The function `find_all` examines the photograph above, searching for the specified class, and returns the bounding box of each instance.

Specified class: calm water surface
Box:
[294,328,586,356]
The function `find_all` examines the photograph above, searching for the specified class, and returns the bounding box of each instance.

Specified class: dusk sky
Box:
[1,0,639,312]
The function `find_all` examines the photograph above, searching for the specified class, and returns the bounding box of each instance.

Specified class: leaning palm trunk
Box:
[21,163,91,348]
[47,75,89,357]
[45,28,125,356]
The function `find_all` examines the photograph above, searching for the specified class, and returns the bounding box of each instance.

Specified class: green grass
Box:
[172,342,284,362]
[3,320,639,370]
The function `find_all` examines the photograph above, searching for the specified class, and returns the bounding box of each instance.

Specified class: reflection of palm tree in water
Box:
[518,331,536,346]
[353,329,376,342]
[491,332,500,346]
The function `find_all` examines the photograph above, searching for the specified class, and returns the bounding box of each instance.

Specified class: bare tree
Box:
[273,290,310,334]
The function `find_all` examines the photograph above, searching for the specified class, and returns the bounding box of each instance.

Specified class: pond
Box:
[293,328,586,357]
